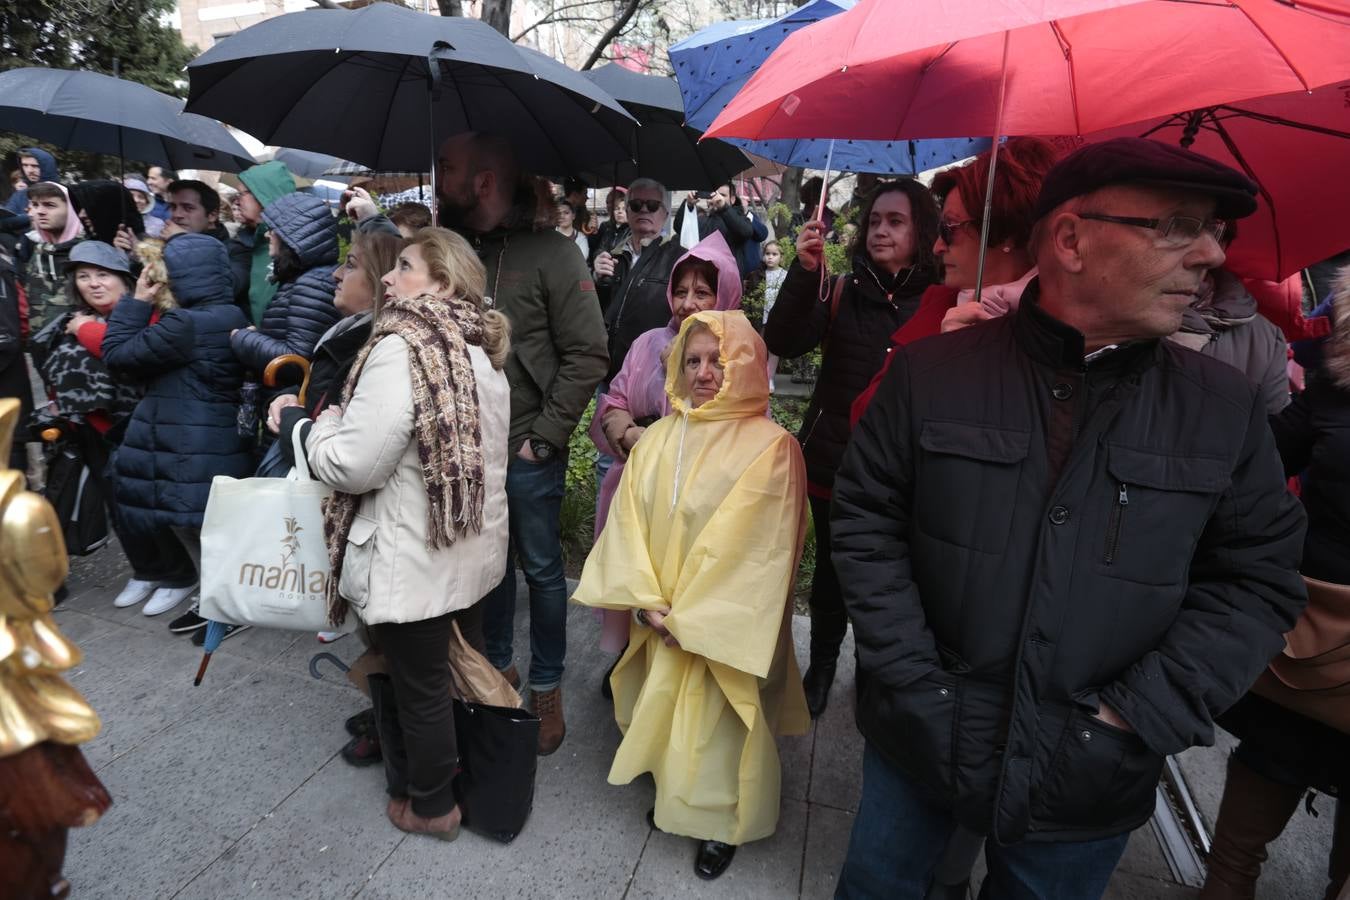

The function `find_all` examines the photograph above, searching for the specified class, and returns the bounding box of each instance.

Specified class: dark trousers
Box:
[836,742,1130,899]
[369,604,485,818]
[808,493,847,662]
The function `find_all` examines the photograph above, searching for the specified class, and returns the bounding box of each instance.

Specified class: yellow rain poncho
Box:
[573,310,810,845]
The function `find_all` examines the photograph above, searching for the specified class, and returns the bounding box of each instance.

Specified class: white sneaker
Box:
[316,631,345,644]
[143,584,198,616]
[113,578,159,608]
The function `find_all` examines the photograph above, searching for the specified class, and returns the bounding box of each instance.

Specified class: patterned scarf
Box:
[323,291,486,626]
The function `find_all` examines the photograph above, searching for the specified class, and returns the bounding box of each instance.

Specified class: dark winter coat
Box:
[103,234,254,532]
[1271,278,1350,584]
[764,256,937,495]
[0,249,29,470]
[832,281,1308,844]
[231,192,340,379]
[276,312,372,467]
[2,148,59,228]
[228,226,256,314]
[598,235,687,382]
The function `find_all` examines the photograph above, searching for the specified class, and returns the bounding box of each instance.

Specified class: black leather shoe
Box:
[802,661,837,719]
[694,840,736,880]
[339,732,383,767]
[600,653,622,700]
[345,707,375,737]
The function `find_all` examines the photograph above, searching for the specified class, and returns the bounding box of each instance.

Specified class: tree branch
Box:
[580,0,642,70]
[510,0,602,42]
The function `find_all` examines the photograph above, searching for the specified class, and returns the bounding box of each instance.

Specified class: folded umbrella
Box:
[580,64,752,190]
[1058,84,1350,282]
[671,0,988,175]
[185,3,635,178]
[0,67,252,173]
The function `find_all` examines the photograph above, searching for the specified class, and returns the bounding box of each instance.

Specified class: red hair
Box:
[932,137,1060,251]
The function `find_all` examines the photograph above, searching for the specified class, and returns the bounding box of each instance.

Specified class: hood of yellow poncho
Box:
[665,310,769,421]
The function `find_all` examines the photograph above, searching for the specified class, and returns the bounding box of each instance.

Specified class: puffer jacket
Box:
[833,282,1307,844]
[764,255,938,496]
[231,192,340,380]
[103,234,254,532]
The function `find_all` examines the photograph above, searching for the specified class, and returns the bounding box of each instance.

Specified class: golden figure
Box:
[0,397,110,899]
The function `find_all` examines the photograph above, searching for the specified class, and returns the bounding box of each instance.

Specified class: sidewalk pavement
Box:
[56,546,1329,899]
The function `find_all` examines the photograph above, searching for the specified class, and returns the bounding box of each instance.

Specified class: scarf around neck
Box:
[322,291,487,626]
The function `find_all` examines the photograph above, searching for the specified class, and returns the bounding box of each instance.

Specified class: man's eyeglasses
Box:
[937,219,978,245]
[1077,212,1226,247]
[628,198,664,214]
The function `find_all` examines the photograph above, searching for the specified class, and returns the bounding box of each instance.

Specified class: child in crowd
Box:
[761,240,786,392]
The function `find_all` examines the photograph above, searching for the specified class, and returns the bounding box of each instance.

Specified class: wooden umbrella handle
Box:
[262,354,312,406]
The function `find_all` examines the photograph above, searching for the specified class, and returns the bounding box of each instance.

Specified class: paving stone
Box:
[89,668,353,839]
[807,631,863,814]
[626,797,809,899]
[63,793,236,900]
[800,803,854,900]
[176,755,401,900]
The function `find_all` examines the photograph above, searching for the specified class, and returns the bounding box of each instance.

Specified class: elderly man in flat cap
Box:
[830,137,1309,899]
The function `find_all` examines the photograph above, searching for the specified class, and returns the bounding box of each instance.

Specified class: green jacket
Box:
[237,161,296,325]
[467,217,609,451]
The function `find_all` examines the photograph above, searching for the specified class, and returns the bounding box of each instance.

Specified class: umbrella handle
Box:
[193,651,212,687]
[309,651,350,680]
[263,354,312,406]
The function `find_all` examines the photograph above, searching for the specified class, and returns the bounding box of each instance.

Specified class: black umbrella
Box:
[185,2,636,185]
[581,64,753,190]
[0,67,253,173]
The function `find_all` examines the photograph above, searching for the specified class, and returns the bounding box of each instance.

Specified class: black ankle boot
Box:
[802,659,837,719]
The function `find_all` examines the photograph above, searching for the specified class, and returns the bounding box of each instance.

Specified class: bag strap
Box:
[823,274,847,353]
[287,423,313,482]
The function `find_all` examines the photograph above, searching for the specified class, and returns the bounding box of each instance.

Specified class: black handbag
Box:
[452,699,540,843]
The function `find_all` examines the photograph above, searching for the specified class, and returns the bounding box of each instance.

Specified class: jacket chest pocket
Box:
[338,513,377,609]
[1096,445,1229,586]
[916,421,1030,554]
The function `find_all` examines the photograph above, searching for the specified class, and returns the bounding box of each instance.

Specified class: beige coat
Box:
[305,335,510,626]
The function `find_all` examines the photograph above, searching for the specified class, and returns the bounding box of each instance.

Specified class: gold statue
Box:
[0,397,110,899]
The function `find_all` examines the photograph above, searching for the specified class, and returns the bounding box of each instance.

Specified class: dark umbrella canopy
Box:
[0,67,253,172]
[581,64,752,190]
[186,3,636,175]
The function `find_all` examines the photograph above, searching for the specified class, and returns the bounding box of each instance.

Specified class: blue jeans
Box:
[836,743,1130,900]
[482,453,569,692]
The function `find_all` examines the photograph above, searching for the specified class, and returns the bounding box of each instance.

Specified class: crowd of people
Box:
[1,127,1346,898]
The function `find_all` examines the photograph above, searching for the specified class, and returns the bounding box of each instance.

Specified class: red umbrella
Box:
[705,0,1350,142]
[705,0,1350,295]
[1046,84,1350,282]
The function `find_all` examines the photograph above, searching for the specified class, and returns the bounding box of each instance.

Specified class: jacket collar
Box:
[1013,278,1162,374]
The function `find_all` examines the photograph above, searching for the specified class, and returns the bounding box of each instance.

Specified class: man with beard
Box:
[436,131,608,756]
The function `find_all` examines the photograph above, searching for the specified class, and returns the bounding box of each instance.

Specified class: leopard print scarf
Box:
[323,291,486,626]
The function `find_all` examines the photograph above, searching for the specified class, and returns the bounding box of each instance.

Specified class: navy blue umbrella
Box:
[0,67,252,172]
[669,1,987,175]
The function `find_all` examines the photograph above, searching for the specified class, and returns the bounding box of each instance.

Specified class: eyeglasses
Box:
[628,198,664,214]
[937,219,978,245]
[1077,212,1226,247]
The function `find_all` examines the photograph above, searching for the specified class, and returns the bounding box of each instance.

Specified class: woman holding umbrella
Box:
[762,178,941,718]
[303,227,511,840]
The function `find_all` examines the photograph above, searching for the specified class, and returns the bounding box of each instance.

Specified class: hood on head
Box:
[19,148,59,183]
[261,192,339,269]
[31,182,83,245]
[666,230,742,320]
[238,161,297,211]
[68,180,144,244]
[163,233,233,308]
[665,310,769,420]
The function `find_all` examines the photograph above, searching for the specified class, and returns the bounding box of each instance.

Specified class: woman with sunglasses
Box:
[762,178,941,719]
[850,137,1060,427]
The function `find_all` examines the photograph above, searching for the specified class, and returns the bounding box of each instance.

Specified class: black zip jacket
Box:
[832,281,1308,844]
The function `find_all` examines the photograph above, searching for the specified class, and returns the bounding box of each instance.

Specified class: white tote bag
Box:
[200,428,356,633]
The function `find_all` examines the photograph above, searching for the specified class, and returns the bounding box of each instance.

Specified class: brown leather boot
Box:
[533,686,565,756]
[386,797,461,842]
[500,665,521,691]
[1200,755,1305,899]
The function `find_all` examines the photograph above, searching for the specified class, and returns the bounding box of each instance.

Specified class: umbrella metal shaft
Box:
[973,30,1012,306]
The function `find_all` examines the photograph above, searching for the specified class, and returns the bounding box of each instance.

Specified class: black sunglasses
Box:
[937,218,978,245]
[628,198,664,214]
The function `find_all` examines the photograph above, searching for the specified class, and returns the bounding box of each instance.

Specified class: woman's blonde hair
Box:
[407,227,511,369]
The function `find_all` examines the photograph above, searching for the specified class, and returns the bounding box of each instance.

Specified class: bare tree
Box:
[437,0,463,13]
[580,0,643,69]
[481,0,511,34]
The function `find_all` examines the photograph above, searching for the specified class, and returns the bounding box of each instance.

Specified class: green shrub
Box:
[561,400,599,573]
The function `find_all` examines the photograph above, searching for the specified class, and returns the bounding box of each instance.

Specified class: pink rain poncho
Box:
[588,230,743,652]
